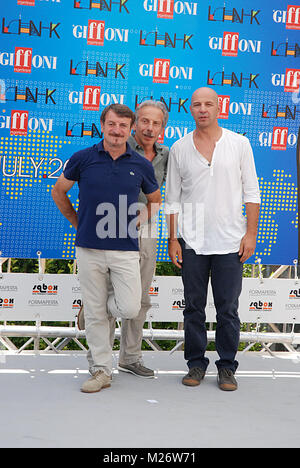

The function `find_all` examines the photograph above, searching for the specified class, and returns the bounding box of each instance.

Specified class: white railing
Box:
[0,258,299,354]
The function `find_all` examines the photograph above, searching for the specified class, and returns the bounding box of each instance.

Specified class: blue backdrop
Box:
[0,0,299,264]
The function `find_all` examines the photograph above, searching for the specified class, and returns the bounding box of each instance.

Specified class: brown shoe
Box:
[77,304,85,330]
[217,368,238,391]
[182,367,205,386]
[80,370,111,393]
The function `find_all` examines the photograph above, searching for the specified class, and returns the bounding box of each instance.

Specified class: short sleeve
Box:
[63,151,82,182]
[141,160,159,195]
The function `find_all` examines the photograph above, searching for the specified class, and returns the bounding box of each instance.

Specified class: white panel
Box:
[1,274,299,324]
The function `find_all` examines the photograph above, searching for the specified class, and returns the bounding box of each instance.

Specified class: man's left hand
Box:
[238,233,257,263]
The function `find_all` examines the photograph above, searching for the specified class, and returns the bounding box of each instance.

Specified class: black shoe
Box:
[182,367,205,386]
[217,368,238,391]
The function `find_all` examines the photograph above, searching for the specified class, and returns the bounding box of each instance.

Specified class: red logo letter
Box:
[271,127,288,150]
[153,58,170,83]
[14,47,32,73]
[10,110,29,135]
[218,95,230,119]
[83,86,101,110]
[157,0,174,19]
[87,20,105,46]
[222,32,239,57]
[284,68,300,92]
[286,5,300,29]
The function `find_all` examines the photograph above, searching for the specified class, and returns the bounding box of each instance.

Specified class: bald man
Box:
[165,87,260,391]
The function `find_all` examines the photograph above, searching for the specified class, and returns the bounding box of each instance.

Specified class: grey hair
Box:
[135,100,169,128]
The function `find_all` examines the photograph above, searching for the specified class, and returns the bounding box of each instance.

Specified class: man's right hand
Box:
[168,239,182,269]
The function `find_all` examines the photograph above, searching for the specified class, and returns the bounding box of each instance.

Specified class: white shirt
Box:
[164,128,261,255]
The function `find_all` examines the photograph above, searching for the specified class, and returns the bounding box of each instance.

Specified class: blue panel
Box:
[0,0,299,264]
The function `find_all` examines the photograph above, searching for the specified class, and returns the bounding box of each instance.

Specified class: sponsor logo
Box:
[32,283,58,295]
[18,0,35,5]
[18,0,61,4]
[70,59,126,78]
[139,59,193,83]
[271,127,289,150]
[172,299,185,310]
[156,0,174,18]
[10,110,29,135]
[218,95,230,118]
[134,95,188,113]
[83,86,101,110]
[0,298,14,308]
[0,50,57,73]
[153,58,170,83]
[143,0,198,17]
[209,33,261,56]
[149,286,159,296]
[69,89,124,108]
[1,113,53,133]
[289,288,300,299]
[285,303,300,310]
[0,285,18,292]
[261,103,299,120]
[172,287,184,295]
[249,301,273,312]
[156,129,164,143]
[87,20,105,45]
[207,69,259,88]
[222,31,239,56]
[249,289,277,297]
[28,299,58,306]
[73,21,129,45]
[208,6,261,25]
[14,47,32,73]
[271,40,300,57]
[139,29,193,49]
[3,85,56,105]
[65,121,102,138]
[73,0,130,13]
[2,17,60,38]
[273,5,300,30]
[259,131,297,148]
[72,299,82,310]
[286,5,300,29]
[217,95,252,119]
[284,68,300,92]
[158,126,189,142]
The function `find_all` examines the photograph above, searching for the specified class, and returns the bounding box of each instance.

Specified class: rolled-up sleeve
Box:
[164,145,182,214]
[241,138,261,204]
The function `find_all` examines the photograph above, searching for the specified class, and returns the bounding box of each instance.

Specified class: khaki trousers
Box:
[119,225,157,364]
[76,247,141,376]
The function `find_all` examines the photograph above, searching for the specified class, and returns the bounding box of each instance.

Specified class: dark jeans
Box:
[179,239,243,373]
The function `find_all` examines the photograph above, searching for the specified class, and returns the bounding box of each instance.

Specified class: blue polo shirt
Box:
[64,141,159,251]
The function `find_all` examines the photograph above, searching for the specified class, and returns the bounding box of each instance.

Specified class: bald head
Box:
[190,87,220,130]
[191,87,219,106]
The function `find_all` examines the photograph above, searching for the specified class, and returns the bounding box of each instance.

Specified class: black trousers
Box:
[180,239,243,373]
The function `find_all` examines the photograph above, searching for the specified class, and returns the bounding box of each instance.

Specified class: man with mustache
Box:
[77,100,169,379]
[120,100,169,377]
[52,104,162,392]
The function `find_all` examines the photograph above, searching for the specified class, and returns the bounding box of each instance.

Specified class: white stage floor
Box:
[0,350,300,448]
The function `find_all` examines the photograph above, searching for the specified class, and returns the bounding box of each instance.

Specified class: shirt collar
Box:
[127,134,164,154]
[96,139,133,158]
